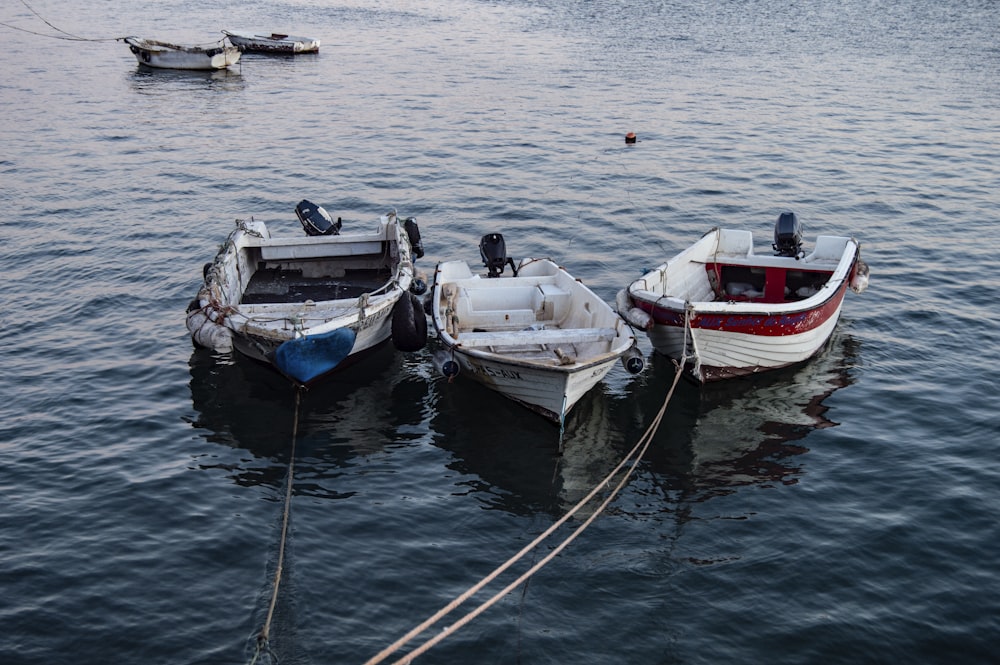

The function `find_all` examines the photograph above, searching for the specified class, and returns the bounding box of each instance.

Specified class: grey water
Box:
[1,1,998,663]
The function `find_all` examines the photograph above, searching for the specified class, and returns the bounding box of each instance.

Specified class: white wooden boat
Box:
[621,213,870,382]
[186,201,427,386]
[431,233,643,428]
[122,37,241,70]
[222,30,320,54]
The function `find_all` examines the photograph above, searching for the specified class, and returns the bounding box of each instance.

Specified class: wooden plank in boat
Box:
[259,240,385,261]
[455,327,616,348]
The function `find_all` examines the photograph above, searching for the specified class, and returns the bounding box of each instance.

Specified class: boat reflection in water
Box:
[554,332,861,518]
[667,331,859,495]
[186,343,431,496]
[188,331,859,514]
[423,332,859,520]
[427,365,574,518]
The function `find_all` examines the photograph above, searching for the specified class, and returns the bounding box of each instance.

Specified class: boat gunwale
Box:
[198,214,412,336]
[628,230,860,318]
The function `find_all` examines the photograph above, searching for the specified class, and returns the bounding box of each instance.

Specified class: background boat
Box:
[122,36,241,70]
[222,30,320,54]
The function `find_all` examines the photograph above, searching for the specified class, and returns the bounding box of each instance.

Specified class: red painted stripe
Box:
[638,279,849,337]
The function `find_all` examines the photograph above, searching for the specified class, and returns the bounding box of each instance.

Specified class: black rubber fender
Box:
[392,292,428,352]
[404,217,424,259]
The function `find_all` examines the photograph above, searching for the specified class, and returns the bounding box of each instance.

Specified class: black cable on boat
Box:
[250,387,303,665]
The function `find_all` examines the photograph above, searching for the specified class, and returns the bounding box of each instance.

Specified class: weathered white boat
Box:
[122,37,242,70]
[222,30,320,54]
[431,233,644,428]
[186,201,427,386]
[621,212,870,382]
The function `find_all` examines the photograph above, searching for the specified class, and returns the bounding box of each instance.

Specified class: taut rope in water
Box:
[0,0,119,42]
[2,1,225,46]
[365,324,690,664]
[249,388,303,665]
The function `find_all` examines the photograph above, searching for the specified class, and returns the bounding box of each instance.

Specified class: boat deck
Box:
[241,268,392,304]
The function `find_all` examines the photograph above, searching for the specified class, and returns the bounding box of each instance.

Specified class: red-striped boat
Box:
[619,213,869,382]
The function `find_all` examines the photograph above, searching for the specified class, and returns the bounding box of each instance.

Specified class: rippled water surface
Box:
[1,1,998,663]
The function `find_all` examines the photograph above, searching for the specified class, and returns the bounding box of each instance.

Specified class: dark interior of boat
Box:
[709,264,832,303]
[241,267,392,304]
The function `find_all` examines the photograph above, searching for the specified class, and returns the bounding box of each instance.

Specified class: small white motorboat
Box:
[431,233,643,429]
[122,37,241,70]
[186,201,428,386]
[620,212,870,382]
[222,30,320,54]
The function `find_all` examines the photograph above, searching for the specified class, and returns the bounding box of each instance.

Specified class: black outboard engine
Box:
[295,199,342,236]
[773,211,803,257]
[479,233,518,277]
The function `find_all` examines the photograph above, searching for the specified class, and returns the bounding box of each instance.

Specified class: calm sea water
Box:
[1,1,998,663]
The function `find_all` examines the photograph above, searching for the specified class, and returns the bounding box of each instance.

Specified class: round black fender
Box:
[432,350,460,379]
[621,345,646,374]
[392,292,428,352]
[410,273,428,296]
[186,298,208,349]
[624,354,645,374]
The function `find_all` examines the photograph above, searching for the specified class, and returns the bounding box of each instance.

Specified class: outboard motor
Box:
[479,233,518,277]
[295,199,342,236]
[773,211,803,257]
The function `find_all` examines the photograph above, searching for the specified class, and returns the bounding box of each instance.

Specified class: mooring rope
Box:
[249,388,303,665]
[2,0,226,46]
[1,0,118,41]
[365,333,689,665]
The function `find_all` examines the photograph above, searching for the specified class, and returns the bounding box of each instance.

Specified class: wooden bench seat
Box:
[255,239,386,261]
[454,327,617,349]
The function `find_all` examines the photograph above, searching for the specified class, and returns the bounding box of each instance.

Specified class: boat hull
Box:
[626,226,867,382]
[432,257,639,424]
[446,349,622,422]
[228,303,396,385]
[124,37,241,70]
[644,293,847,380]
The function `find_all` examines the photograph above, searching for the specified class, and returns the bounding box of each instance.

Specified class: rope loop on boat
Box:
[249,387,303,665]
[683,303,700,380]
[1,0,116,41]
[364,353,687,665]
[236,217,265,238]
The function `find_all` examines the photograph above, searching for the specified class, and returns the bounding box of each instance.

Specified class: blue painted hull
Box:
[274,328,357,385]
